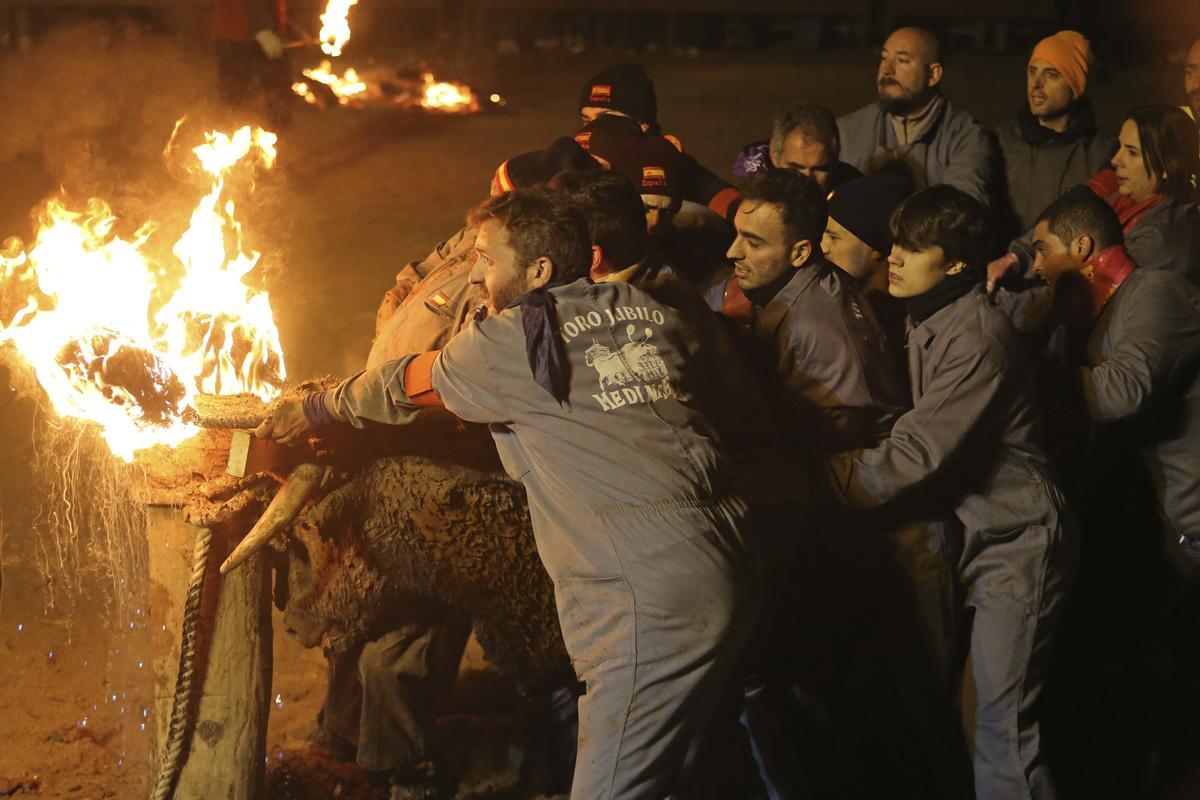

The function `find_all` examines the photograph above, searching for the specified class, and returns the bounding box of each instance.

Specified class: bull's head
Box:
[280,503,390,655]
[217,468,390,656]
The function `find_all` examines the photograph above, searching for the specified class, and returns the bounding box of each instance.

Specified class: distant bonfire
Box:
[288,0,503,114]
[292,63,504,114]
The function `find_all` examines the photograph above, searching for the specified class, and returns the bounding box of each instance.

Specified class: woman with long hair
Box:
[1085,104,1199,276]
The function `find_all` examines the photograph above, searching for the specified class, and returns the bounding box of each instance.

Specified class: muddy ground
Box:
[0,14,1186,800]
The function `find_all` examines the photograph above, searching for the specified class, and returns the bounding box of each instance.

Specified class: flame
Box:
[294,59,366,105]
[420,73,479,113]
[318,0,358,58]
[0,124,286,461]
[296,0,481,114]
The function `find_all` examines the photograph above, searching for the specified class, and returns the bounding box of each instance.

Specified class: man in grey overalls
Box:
[828,186,1077,800]
[259,188,760,799]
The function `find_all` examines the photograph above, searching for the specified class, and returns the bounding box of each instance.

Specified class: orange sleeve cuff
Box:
[709,187,742,221]
[403,351,444,408]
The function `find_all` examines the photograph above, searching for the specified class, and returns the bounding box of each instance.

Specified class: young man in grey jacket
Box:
[828,185,1077,800]
[258,189,761,800]
[837,26,995,205]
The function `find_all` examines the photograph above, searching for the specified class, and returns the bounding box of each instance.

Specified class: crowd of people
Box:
[255,24,1200,800]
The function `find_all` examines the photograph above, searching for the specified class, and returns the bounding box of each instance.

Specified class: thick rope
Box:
[149,525,214,800]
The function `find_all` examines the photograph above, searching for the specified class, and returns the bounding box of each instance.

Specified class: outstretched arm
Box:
[828,336,1006,508]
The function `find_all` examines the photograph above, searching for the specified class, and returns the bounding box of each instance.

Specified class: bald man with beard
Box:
[838,26,995,205]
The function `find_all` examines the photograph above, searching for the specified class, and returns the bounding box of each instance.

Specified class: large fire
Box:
[0,124,285,461]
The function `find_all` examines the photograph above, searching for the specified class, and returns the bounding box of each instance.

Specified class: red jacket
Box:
[212,0,286,42]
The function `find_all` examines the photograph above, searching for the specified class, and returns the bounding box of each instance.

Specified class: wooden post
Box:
[147,430,273,800]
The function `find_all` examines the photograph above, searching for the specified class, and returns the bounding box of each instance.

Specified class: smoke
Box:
[0,20,222,220]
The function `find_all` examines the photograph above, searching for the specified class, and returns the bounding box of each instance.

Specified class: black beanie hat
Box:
[607,135,685,199]
[578,63,658,126]
[573,113,643,164]
[826,170,915,255]
[492,136,601,194]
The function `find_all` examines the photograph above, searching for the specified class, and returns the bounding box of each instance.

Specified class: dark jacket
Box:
[1080,267,1200,543]
[829,287,1065,541]
[995,100,1115,235]
[212,0,285,41]
[749,257,907,458]
[838,97,995,204]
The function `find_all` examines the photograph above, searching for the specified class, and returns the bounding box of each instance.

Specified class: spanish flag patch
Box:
[642,166,667,188]
[589,84,612,102]
[425,290,453,317]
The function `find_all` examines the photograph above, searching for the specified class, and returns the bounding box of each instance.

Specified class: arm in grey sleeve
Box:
[992,284,1054,333]
[429,324,514,424]
[1080,285,1192,421]
[324,319,514,427]
[828,337,1005,508]
[323,355,428,428]
[777,326,885,455]
[942,122,994,205]
[1125,215,1186,274]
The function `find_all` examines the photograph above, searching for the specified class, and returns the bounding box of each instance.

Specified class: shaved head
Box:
[1187,38,1200,119]
[887,27,941,66]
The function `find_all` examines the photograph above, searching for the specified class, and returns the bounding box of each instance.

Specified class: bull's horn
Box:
[219,463,328,576]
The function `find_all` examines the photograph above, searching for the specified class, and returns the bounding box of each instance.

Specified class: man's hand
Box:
[255,397,312,445]
[254,29,285,60]
[986,252,1018,296]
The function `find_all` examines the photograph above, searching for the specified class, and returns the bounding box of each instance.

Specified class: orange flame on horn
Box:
[0,123,286,461]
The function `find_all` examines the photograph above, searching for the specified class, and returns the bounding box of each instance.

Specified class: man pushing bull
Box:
[257,188,761,799]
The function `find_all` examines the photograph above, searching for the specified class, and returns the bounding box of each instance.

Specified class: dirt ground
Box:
[0,14,1188,800]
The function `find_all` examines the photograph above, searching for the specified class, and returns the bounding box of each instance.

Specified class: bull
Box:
[191,406,572,688]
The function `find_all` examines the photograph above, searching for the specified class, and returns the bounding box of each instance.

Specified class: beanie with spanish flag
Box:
[572,113,644,164]
[578,63,658,127]
[491,136,600,195]
[607,135,685,200]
